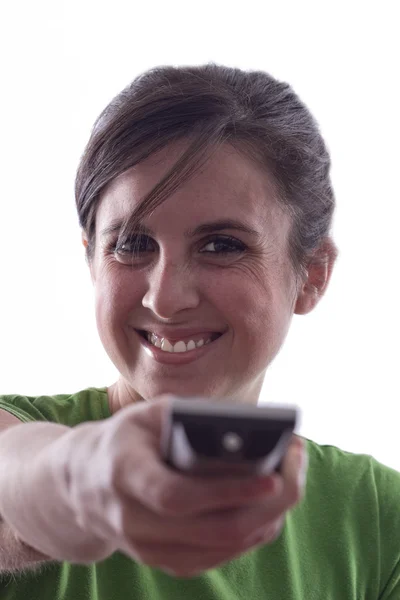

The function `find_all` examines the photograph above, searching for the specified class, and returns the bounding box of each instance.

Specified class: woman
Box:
[0,63,399,599]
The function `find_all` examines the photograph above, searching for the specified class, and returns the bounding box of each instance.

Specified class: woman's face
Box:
[87,142,303,406]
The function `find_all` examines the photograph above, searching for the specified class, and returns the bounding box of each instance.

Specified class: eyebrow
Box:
[101,218,260,239]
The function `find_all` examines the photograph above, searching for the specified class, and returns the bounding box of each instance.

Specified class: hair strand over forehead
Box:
[75,62,338,276]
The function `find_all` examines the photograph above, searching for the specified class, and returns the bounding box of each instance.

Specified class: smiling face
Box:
[85,141,309,410]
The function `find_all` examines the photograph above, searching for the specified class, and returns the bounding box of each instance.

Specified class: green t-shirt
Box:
[0,387,399,599]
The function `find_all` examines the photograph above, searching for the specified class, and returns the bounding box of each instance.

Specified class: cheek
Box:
[220,269,293,344]
[94,269,144,327]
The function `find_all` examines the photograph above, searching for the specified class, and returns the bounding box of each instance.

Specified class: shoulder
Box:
[301,436,400,596]
[0,387,110,426]
[303,436,400,494]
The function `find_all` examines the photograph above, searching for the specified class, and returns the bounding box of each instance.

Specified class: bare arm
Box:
[0,410,52,573]
[0,409,114,574]
[0,517,52,574]
[1,401,308,579]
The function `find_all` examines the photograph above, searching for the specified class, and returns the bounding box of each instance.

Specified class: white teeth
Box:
[145,332,216,353]
[161,339,174,353]
[146,332,220,352]
[173,341,187,353]
[148,332,162,348]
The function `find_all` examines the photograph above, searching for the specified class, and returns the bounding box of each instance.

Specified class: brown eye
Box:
[199,235,246,254]
[114,235,156,256]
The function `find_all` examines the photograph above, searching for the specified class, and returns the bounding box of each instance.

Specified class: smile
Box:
[134,329,224,365]
[141,331,221,353]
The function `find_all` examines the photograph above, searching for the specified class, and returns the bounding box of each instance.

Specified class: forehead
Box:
[96,141,288,232]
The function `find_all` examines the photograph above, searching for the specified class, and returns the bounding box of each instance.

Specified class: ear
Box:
[81,230,96,284]
[81,231,88,249]
[294,238,338,315]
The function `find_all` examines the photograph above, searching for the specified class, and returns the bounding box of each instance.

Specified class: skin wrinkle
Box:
[104,141,283,256]
[83,140,332,414]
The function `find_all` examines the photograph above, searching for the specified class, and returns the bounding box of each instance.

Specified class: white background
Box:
[0,1,399,468]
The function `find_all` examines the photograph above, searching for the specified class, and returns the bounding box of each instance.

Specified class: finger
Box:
[175,501,285,549]
[118,441,305,553]
[115,396,169,441]
[128,434,297,516]
[129,453,280,517]
[120,464,294,552]
[117,484,281,552]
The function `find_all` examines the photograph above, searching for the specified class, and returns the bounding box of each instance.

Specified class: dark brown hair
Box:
[75,63,338,279]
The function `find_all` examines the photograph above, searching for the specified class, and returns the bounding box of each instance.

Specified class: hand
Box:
[60,397,308,576]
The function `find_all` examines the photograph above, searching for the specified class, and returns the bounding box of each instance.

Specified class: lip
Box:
[132,328,224,365]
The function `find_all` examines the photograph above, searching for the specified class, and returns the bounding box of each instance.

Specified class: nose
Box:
[141,258,201,319]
